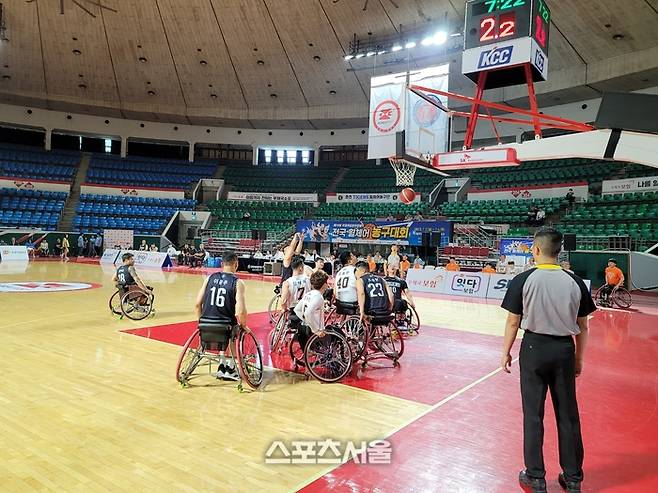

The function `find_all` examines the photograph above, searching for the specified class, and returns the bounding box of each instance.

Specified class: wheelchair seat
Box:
[336,301,358,316]
[368,312,394,326]
[198,318,238,349]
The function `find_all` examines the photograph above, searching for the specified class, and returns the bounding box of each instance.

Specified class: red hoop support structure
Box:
[409,62,595,150]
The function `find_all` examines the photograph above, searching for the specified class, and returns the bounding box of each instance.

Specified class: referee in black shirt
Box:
[500,228,596,493]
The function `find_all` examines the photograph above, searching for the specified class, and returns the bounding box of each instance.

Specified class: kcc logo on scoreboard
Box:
[478,46,514,69]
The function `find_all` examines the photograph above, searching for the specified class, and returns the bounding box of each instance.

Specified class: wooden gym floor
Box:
[1,260,657,492]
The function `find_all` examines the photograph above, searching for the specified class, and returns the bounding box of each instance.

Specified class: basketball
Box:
[400,187,416,204]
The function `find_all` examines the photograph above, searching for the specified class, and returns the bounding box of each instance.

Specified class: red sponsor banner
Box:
[0,177,71,193]
[80,183,185,199]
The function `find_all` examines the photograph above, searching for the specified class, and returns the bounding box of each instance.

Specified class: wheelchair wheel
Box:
[176,329,203,385]
[109,290,122,315]
[269,312,287,353]
[372,323,404,360]
[613,288,632,309]
[268,294,281,324]
[120,289,153,321]
[305,330,353,383]
[407,305,420,334]
[340,316,367,361]
[235,328,264,390]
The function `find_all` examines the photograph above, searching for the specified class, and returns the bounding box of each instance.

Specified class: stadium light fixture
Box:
[405,41,416,49]
[421,37,434,46]
[344,54,354,61]
[366,51,376,57]
[377,50,386,55]
[391,44,403,52]
[433,31,448,45]
[355,53,365,59]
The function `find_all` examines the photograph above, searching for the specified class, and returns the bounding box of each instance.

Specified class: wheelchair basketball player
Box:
[384,264,417,333]
[112,252,152,302]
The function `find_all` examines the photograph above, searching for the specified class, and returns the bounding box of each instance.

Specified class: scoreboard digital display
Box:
[462,0,551,89]
[465,0,549,52]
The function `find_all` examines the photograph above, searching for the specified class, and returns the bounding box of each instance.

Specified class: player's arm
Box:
[356,278,366,321]
[281,280,290,311]
[307,295,325,336]
[294,232,303,255]
[129,266,147,290]
[575,316,589,377]
[402,287,416,308]
[236,279,248,327]
[194,277,210,319]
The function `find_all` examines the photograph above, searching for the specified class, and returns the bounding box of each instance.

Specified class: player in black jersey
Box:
[355,261,393,322]
[194,252,247,380]
[384,264,417,332]
[112,253,148,296]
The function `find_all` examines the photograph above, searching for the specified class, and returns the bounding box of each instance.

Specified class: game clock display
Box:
[465,0,550,51]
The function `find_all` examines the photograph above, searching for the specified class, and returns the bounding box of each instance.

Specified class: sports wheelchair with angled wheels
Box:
[594,285,632,309]
[361,313,404,368]
[268,285,282,324]
[109,285,155,320]
[392,300,420,338]
[176,319,264,391]
[323,299,368,363]
[269,309,353,383]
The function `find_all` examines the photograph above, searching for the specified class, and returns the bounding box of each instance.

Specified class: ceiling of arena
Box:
[1,0,658,129]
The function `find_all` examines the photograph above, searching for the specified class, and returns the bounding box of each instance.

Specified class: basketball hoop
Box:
[389,156,417,187]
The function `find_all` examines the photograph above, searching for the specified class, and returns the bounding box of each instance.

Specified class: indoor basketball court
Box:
[2,0,658,492]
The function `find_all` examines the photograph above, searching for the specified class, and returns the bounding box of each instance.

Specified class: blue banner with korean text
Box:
[499,238,534,258]
[296,220,452,246]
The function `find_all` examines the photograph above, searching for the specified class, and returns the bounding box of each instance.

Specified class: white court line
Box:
[290,357,520,492]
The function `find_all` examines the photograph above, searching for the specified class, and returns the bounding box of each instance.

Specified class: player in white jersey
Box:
[334,250,358,315]
[281,257,311,312]
[295,270,331,349]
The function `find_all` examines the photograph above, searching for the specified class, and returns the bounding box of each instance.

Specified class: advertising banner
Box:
[114,250,173,268]
[100,249,121,265]
[81,184,185,199]
[602,175,658,195]
[296,220,452,246]
[499,238,534,263]
[0,177,71,193]
[485,274,514,300]
[0,245,29,261]
[228,191,317,203]
[407,270,592,299]
[468,183,588,201]
[326,192,421,204]
[442,271,488,298]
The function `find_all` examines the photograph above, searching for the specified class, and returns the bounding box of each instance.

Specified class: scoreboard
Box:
[462,0,551,89]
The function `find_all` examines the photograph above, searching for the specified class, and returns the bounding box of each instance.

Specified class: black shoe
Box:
[216,364,227,379]
[558,473,582,493]
[519,470,547,493]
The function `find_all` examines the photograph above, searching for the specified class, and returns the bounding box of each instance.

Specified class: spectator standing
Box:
[77,235,85,257]
[566,188,576,211]
[54,238,61,256]
[384,245,401,274]
[500,228,595,493]
[61,234,70,262]
[367,254,376,273]
[95,235,103,256]
[400,255,411,279]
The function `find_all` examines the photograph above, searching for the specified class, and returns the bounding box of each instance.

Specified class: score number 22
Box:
[480,13,516,42]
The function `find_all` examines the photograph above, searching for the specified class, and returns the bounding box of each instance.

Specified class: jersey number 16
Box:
[209,286,227,308]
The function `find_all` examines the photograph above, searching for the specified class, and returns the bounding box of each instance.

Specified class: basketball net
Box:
[388,156,417,187]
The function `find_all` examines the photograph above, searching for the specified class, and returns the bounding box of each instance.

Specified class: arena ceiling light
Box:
[366,51,376,57]
[344,54,354,61]
[391,44,403,52]
[405,41,416,49]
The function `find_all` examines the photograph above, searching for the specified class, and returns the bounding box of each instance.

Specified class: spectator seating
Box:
[73,194,195,235]
[0,188,67,229]
[315,201,429,220]
[0,146,79,182]
[443,246,490,258]
[86,155,217,188]
[462,158,641,190]
[440,197,565,224]
[559,191,658,242]
[222,165,334,193]
[208,200,308,238]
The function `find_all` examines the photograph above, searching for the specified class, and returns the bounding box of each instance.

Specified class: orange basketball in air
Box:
[399,187,416,204]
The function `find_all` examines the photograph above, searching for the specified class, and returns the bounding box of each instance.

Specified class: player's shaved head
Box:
[533,227,563,258]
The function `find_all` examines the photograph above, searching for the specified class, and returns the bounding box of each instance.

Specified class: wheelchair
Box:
[268,284,282,324]
[594,285,632,309]
[176,320,264,391]
[360,313,404,368]
[268,310,353,383]
[323,300,368,362]
[392,301,421,337]
[109,285,155,320]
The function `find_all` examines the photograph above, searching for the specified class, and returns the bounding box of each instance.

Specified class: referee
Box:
[500,228,596,493]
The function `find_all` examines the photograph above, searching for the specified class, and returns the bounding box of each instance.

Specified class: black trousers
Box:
[520,331,584,483]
